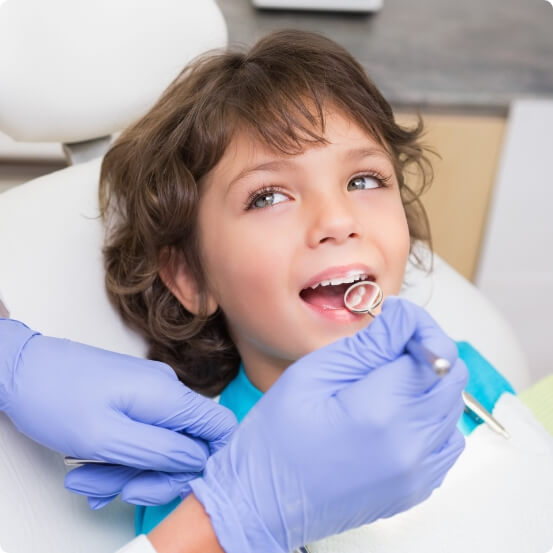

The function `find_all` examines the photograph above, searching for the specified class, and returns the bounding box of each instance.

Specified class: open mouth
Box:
[299,273,375,311]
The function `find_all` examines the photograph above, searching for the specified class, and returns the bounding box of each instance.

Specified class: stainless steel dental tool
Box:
[343,281,509,439]
[64,457,113,467]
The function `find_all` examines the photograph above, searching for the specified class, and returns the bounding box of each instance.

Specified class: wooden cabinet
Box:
[395,112,506,281]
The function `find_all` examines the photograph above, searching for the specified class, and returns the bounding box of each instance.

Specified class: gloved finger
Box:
[407,359,468,421]
[88,495,118,510]
[287,297,453,395]
[417,427,466,498]
[380,428,465,519]
[95,414,211,472]
[65,464,142,497]
[333,354,465,448]
[417,394,466,459]
[122,381,238,455]
[332,354,442,423]
[354,296,451,368]
[121,471,196,506]
[179,483,194,500]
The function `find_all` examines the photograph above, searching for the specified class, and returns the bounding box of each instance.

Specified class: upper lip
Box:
[300,264,376,291]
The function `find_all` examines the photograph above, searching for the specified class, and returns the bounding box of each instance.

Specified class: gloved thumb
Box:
[121,471,195,506]
[65,464,142,499]
[66,464,196,507]
[122,380,238,456]
[88,496,117,510]
[352,296,458,372]
[271,297,457,404]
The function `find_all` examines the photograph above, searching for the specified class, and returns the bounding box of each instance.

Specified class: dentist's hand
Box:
[0,318,237,508]
[188,297,468,553]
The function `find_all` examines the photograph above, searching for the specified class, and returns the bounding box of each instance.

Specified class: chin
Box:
[307,324,366,353]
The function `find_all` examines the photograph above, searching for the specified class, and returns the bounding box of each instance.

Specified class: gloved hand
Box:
[188,297,468,553]
[0,318,237,508]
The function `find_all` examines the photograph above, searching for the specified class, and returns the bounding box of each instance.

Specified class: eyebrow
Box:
[226,146,392,192]
[344,147,392,162]
[226,159,294,192]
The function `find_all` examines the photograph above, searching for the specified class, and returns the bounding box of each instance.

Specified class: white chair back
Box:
[0,2,227,551]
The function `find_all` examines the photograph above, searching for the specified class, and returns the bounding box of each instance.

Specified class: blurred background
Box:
[1,0,552,383]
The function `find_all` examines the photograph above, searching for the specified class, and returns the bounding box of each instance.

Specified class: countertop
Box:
[216,0,553,114]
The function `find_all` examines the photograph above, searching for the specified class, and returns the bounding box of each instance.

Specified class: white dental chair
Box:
[0,2,529,552]
[0,1,227,552]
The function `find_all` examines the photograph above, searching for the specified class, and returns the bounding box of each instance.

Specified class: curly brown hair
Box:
[99,29,434,396]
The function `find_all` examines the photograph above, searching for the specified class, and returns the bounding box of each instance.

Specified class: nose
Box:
[305,191,361,248]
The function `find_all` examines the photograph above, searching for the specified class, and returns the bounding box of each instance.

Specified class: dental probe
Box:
[403,338,451,377]
[407,339,509,439]
[462,391,510,439]
[343,280,510,440]
[64,457,113,467]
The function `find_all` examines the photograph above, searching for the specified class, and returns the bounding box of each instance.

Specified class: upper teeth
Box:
[310,272,369,289]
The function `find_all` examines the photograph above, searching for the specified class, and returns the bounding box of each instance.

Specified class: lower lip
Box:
[301,298,366,323]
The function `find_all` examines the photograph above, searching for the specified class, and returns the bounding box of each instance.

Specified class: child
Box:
[99,30,552,552]
[100,28,433,397]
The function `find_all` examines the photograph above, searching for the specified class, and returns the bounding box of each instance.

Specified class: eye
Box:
[347,173,385,192]
[246,187,289,210]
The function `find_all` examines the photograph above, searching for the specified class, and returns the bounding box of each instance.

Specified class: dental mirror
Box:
[343,280,383,317]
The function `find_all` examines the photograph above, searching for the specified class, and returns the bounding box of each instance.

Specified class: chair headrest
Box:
[0,0,227,143]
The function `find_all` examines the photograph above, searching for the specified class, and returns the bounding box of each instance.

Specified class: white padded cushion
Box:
[0,157,146,357]
[0,410,136,553]
[0,0,227,143]
[0,160,531,389]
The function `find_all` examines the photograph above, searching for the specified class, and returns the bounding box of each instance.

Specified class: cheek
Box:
[198,213,291,307]
[394,213,411,287]
[375,199,411,291]
[397,209,411,261]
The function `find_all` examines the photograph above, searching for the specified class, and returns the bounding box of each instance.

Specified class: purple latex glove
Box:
[189,297,468,553]
[0,318,237,508]
[67,464,200,509]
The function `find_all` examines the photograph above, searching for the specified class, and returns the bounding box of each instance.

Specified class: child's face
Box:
[195,109,409,390]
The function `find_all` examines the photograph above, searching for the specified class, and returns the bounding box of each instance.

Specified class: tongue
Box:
[300,283,350,309]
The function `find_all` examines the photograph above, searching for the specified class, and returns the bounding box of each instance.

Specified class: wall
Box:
[395,111,506,281]
[476,100,553,383]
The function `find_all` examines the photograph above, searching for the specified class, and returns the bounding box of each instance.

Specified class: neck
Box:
[237,348,293,393]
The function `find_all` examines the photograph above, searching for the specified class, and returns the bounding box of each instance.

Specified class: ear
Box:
[158,247,218,316]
